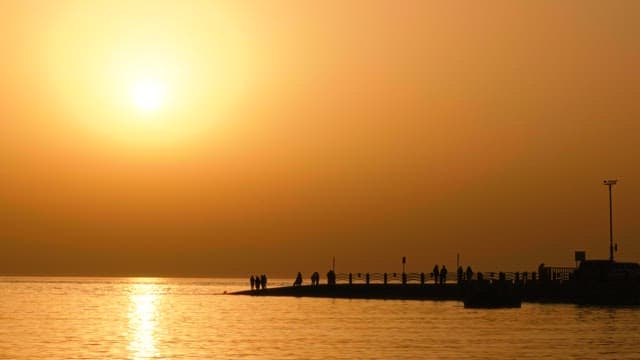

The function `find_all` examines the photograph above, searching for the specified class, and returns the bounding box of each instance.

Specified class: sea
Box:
[1,277,639,359]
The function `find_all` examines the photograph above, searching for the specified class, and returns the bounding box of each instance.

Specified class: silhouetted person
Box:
[466,266,473,281]
[310,272,316,286]
[440,265,448,285]
[457,266,464,283]
[261,274,267,289]
[250,275,255,290]
[432,265,440,284]
[255,276,261,290]
[294,272,303,286]
[327,270,336,286]
[538,263,545,281]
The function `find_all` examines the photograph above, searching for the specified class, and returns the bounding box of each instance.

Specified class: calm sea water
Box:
[1,277,640,359]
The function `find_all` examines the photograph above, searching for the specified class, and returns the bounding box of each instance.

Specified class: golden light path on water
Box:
[128,281,161,359]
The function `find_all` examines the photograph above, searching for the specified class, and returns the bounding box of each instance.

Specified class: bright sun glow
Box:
[42,3,252,147]
[130,79,167,112]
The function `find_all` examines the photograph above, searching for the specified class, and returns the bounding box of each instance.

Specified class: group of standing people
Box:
[457,265,474,282]
[432,265,448,284]
[433,264,476,284]
[251,270,333,290]
[294,270,335,286]
[250,274,268,290]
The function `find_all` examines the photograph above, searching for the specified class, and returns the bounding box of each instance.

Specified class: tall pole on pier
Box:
[603,180,618,262]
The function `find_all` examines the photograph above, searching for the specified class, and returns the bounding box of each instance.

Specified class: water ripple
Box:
[1,277,640,359]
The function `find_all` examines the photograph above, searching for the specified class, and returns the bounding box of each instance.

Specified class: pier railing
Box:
[332,266,576,285]
[538,266,574,281]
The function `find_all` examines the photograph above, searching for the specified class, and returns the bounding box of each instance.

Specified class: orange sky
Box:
[1,1,639,277]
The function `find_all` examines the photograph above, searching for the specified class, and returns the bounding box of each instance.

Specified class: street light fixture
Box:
[603,179,618,262]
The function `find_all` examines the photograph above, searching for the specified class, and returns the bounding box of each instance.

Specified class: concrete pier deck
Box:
[231,284,461,301]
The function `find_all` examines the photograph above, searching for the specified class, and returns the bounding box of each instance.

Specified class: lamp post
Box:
[603,179,618,262]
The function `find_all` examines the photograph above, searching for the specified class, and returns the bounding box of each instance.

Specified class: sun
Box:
[130,78,167,112]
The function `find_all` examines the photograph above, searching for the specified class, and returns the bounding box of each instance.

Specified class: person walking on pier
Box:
[440,265,448,285]
[255,275,261,290]
[294,272,303,286]
[250,275,255,290]
[457,266,464,283]
[432,265,439,284]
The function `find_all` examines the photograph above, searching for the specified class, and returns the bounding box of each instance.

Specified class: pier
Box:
[234,263,640,306]
[232,266,585,304]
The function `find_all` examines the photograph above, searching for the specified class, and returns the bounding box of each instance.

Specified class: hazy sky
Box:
[1,1,639,277]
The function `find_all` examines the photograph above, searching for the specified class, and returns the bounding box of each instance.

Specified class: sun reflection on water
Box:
[128,281,162,359]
